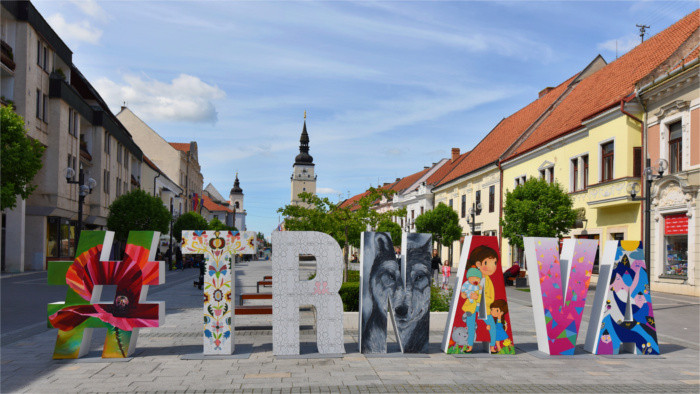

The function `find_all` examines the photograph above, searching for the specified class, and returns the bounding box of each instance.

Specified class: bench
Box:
[505,271,527,287]
[235,305,272,315]
[239,293,272,305]
[263,275,272,281]
[257,280,272,293]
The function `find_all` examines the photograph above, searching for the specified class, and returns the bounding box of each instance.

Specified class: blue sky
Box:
[34,0,698,237]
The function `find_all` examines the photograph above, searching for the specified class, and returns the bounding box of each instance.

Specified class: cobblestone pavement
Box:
[1,260,698,393]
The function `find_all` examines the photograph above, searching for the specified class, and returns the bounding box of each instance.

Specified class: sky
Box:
[33,0,699,237]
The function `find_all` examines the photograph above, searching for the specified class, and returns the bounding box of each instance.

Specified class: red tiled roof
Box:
[170,142,190,152]
[202,194,231,212]
[390,167,432,193]
[437,73,576,187]
[425,151,471,186]
[339,181,398,211]
[507,10,700,159]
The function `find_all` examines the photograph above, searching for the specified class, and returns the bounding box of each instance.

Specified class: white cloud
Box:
[95,74,226,123]
[46,13,102,45]
[70,0,108,21]
[597,34,639,55]
[317,187,341,195]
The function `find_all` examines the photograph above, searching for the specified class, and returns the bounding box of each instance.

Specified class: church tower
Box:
[229,173,246,230]
[291,114,316,206]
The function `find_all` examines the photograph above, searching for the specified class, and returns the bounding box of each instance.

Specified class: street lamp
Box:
[65,165,97,245]
[627,158,668,279]
[466,202,482,234]
[169,194,182,271]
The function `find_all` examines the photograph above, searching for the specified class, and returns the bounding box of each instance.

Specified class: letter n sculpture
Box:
[47,231,164,359]
[585,241,659,355]
[181,230,257,355]
[524,237,597,355]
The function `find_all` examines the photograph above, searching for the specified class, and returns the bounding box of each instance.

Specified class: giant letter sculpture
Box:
[524,237,597,355]
[584,241,659,355]
[181,230,257,355]
[272,231,344,355]
[359,232,432,353]
[48,231,164,359]
[442,236,515,354]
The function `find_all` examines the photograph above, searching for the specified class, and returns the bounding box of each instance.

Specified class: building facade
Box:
[1,1,143,271]
[640,54,699,296]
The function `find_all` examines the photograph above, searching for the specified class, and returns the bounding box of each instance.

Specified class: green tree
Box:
[500,177,577,249]
[376,219,402,244]
[107,189,171,241]
[173,211,208,242]
[208,217,237,232]
[0,106,45,210]
[415,203,462,261]
[278,189,406,280]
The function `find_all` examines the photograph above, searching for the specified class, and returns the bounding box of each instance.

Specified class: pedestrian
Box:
[175,246,183,270]
[431,249,442,285]
[441,261,451,289]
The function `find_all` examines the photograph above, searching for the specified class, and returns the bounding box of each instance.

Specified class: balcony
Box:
[1,40,15,72]
[584,177,641,208]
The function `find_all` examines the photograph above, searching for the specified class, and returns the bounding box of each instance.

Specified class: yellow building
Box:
[498,12,698,291]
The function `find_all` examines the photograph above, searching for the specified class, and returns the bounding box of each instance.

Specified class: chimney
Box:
[451,148,460,162]
[424,166,429,169]
[539,87,554,98]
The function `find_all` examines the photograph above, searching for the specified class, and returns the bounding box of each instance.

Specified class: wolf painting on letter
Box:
[359,232,431,353]
[585,241,659,355]
[442,236,515,355]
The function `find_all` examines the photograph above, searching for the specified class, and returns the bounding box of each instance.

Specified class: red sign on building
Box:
[665,214,688,235]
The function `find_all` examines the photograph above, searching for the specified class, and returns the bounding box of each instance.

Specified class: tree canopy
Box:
[500,177,577,249]
[107,189,171,241]
[376,219,402,245]
[208,217,237,232]
[173,211,208,242]
[414,202,461,247]
[1,106,45,210]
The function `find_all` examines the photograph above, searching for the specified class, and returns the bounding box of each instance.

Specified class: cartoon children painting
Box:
[458,245,499,352]
[486,299,509,353]
[460,267,482,352]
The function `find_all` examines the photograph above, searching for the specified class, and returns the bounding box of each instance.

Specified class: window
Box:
[124,151,129,169]
[601,141,614,182]
[42,94,47,122]
[461,194,466,218]
[489,185,495,213]
[475,190,481,215]
[669,121,682,174]
[66,155,76,181]
[46,217,77,258]
[43,46,48,71]
[37,40,41,67]
[68,109,78,137]
[572,158,579,191]
[103,170,109,193]
[104,133,110,154]
[36,90,41,119]
[582,155,589,189]
[633,147,642,177]
[235,201,240,209]
[116,143,122,163]
[664,213,688,277]
[449,199,453,208]
[116,177,121,197]
[411,210,415,219]
[420,207,424,215]
[515,175,527,187]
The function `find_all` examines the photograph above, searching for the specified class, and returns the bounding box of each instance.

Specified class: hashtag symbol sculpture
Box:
[47,230,165,359]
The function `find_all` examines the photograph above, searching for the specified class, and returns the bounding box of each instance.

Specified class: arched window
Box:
[235,201,240,209]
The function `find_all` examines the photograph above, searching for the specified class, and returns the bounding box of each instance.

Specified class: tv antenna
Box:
[636,24,650,42]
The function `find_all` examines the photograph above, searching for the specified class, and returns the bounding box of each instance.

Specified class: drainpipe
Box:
[153,172,161,197]
[498,160,504,263]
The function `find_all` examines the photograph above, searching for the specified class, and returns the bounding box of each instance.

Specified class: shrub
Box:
[339,282,360,311]
[430,285,452,312]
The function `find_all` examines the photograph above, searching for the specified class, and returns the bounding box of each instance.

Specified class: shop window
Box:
[60,220,76,258]
[601,141,614,182]
[669,121,682,174]
[664,214,688,277]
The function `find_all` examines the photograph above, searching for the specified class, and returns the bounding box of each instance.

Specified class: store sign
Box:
[665,214,688,235]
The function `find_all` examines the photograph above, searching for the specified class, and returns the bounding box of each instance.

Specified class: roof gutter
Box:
[620,93,643,125]
[637,56,700,94]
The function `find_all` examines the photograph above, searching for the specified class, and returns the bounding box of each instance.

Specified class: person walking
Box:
[431,249,442,285]
[175,246,183,270]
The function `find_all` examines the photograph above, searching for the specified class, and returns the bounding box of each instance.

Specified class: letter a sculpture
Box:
[585,241,659,355]
[47,231,164,359]
[181,230,257,355]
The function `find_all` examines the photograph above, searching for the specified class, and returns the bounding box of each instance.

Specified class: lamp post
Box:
[628,158,668,280]
[65,165,97,245]
[466,202,482,234]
